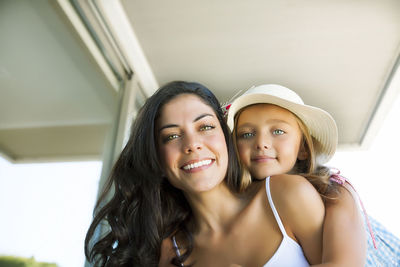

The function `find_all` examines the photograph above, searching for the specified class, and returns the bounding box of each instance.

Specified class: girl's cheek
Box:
[237,146,250,165]
[238,142,250,153]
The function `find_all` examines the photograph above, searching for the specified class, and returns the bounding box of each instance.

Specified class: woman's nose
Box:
[183,135,202,153]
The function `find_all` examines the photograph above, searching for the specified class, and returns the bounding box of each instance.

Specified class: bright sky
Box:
[0,160,101,267]
[328,93,400,238]
[0,95,399,267]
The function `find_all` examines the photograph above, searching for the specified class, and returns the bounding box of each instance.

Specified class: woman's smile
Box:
[181,158,214,172]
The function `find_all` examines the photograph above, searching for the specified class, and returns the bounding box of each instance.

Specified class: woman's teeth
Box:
[183,159,212,170]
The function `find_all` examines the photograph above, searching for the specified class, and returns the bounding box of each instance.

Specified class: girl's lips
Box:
[181,159,214,173]
[251,155,275,163]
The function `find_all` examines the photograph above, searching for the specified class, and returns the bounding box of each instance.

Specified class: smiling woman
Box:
[156,94,229,193]
[84,81,243,266]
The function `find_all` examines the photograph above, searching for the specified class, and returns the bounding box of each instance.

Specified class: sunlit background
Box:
[1,1,400,267]
[0,160,101,267]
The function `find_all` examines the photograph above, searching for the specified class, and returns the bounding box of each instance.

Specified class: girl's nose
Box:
[255,134,270,150]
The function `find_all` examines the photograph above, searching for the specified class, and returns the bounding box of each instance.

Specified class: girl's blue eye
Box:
[239,132,255,139]
[273,129,285,135]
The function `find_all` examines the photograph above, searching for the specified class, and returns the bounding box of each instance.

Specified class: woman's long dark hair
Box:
[85,81,242,266]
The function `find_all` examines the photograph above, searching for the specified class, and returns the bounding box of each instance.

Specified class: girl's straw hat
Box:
[226,84,338,163]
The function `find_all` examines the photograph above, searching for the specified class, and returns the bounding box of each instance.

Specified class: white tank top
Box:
[263,176,309,267]
[171,177,310,266]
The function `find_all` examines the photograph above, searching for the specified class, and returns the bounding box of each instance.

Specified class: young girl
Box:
[226,84,368,266]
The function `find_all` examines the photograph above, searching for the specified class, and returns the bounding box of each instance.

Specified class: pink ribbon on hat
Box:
[222,103,232,116]
[329,169,377,249]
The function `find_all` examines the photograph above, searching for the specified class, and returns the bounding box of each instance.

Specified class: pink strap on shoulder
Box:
[329,169,378,249]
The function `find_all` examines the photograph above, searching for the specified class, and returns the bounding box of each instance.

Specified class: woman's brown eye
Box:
[163,134,179,143]
[200,125,215,131]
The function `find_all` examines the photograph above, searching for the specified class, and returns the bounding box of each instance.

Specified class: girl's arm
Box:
[312,185,367,267]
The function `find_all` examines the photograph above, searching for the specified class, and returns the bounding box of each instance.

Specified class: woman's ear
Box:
[297,142,309,161]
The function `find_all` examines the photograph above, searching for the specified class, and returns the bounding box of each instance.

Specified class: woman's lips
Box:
[181,159,214,173]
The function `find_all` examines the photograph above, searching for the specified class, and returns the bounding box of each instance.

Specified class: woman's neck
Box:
[184,182,260,235]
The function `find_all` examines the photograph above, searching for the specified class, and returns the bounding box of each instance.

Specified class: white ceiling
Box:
[120,0,400,146]
[0,0,117,162]
[0,0,400,162]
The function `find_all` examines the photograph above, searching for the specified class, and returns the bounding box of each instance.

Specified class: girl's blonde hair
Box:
[233,105,340,200]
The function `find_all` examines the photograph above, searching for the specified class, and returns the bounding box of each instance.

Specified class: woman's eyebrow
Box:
[194,113,214,122]
[158,123,179,132]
